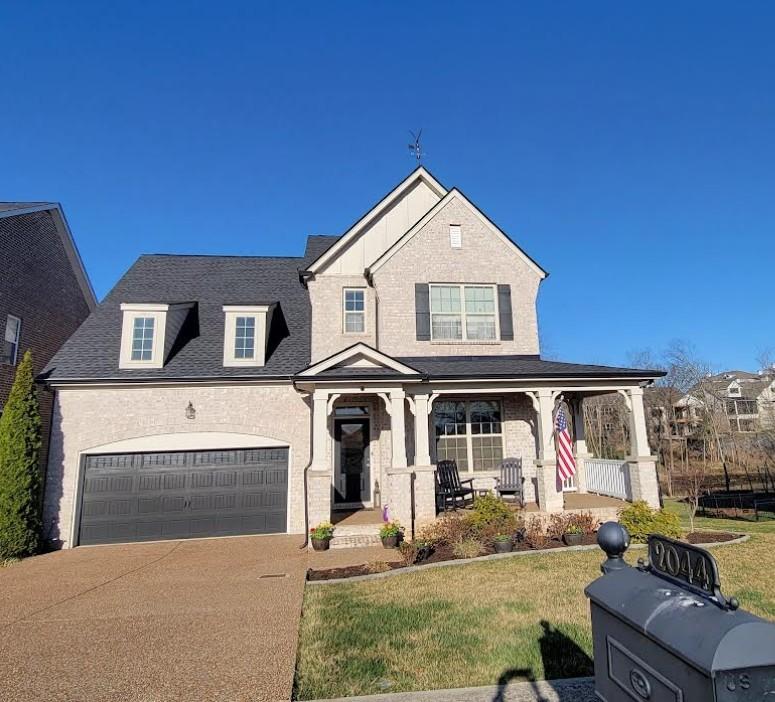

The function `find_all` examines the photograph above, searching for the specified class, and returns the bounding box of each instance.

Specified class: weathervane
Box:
[408,129,425,163]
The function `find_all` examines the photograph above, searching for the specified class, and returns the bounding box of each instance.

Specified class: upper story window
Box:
[234,316,256,359]
[130,317,155,361]
[343,288,365,334]
[3,315,21,365]
[222,305,273,367]
[429,284,498,341]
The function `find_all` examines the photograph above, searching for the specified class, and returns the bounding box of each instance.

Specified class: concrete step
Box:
[330,533,382,549]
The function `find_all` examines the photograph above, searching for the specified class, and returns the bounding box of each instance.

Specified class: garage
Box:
[77,446,288,545]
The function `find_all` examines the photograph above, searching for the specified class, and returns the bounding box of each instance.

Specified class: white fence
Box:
[585,458,632,500]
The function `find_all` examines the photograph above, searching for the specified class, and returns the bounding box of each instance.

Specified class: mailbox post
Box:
[585,522,775,701]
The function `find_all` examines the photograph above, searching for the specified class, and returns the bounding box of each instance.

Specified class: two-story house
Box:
[0,202,96,471]
[42,168,662,548]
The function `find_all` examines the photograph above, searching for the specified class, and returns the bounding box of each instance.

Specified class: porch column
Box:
[308,389,332,529]
[386,389,412,530]
[409,393,435,532]
[570,396,589,494]
[533,389,564,512]
[625,387,660,508]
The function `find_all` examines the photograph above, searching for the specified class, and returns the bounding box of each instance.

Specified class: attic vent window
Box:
[449,224,462,249]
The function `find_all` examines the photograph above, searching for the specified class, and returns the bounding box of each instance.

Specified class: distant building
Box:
[674,369,775,435]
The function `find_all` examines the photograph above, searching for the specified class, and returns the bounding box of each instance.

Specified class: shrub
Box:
[568,512,599,535]
[522,516,550,549]
[379,521,402,538]
[618,501,682,543]
[565,523,583,535]
[309,522,334,540]
[418,513,475,545]
[546,513,573,540]
[452,538,485,559]
[0,351,43,560]
[465,492,519,539]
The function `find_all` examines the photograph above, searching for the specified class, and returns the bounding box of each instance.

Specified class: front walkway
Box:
[0,535,398,702]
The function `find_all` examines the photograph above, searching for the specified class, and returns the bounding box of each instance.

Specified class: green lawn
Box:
[295,504,775,700]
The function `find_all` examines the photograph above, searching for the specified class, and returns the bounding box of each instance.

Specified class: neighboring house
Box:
[0,203,96,472]
[42,168,662,548]
[674,369,775,435]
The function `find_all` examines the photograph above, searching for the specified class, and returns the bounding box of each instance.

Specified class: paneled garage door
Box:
[77,447,288,546]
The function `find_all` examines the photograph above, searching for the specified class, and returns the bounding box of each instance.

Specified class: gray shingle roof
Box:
[0,202,52,213]
[43,254,311,380]
[303,235,340,262]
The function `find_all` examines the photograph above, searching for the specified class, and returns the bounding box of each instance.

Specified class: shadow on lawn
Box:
[492,620,593,702]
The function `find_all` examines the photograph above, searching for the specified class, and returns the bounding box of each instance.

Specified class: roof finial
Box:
[408,129,424,164]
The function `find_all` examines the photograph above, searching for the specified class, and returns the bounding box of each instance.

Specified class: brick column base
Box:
[307,468,331,531]
[412,465,436,534]
[627,456,660,508]
[386,467,413,530]
[535,459,564,512]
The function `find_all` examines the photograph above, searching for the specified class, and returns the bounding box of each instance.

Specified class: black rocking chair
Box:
[435,459,476,511]
[494,457,525,507]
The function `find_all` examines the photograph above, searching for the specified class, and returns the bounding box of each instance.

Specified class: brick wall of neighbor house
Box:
[371,197,542,357]
[308,275,377,362]
[0,210,92,472]
[44,384,312,547]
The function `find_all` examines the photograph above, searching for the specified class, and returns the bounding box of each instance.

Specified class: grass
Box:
[295,504,775,700]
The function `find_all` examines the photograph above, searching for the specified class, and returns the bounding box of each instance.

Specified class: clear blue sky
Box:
[2,2,773,370]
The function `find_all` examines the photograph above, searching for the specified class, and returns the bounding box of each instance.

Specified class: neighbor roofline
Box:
[0,202,97,309]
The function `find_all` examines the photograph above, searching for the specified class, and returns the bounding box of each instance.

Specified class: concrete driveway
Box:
[0,535,311,702]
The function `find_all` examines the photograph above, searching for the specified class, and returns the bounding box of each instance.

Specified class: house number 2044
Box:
[650,539,712,592]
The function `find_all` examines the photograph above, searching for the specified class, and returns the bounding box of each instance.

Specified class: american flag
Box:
[554,406,577,481]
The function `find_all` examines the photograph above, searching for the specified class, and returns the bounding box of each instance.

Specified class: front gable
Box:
[297,342,420,377]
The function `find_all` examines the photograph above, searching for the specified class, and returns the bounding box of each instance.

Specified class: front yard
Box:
[294,501,775,700]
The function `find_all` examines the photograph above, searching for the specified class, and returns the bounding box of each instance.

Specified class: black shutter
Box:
[415,283,431,340]
[498,284,514,340]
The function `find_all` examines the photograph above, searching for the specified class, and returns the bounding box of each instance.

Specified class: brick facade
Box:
[0,209,93,472]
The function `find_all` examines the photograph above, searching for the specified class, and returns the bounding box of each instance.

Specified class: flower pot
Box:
[563,532,584,546]
[311,538,331,551]
[381,535,399,549]
[494,539,513,554]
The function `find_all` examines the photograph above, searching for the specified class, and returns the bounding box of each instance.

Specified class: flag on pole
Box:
[554,406,577,481]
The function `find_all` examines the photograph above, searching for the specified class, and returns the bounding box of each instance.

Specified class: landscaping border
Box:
[306,533,750,586]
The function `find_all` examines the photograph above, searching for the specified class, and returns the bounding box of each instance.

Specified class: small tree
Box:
[0,351,43,559]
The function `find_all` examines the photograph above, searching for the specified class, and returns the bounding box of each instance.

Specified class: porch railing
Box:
[585,458,632,501]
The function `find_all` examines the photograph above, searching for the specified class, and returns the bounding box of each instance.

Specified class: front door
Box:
[333,417,370,507]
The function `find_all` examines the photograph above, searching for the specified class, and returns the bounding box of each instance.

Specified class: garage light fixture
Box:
[185,401,196,420]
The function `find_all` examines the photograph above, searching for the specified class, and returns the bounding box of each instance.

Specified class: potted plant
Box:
[379,521,402,548]
[563,523,584,546]
[309,522,334,551]
[493,534,513,553]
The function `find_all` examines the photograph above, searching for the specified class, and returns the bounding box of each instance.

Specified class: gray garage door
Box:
[78,447,288,546]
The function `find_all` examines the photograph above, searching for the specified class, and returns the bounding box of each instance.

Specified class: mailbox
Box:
[585,522,775,701]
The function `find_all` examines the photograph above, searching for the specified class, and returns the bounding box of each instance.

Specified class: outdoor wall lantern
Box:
[185,401,196,420]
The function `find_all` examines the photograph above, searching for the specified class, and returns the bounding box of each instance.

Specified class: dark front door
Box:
[334,418,370,506]
[77,447,288,546]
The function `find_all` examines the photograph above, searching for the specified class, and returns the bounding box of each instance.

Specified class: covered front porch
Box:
[295,344,661,536]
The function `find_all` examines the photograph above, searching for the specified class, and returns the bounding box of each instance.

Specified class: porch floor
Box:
[331,509,384,526]
[523,493,627,512]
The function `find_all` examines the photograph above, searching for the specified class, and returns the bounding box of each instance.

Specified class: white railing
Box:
[562,474,577,492]
[585,458,632,500]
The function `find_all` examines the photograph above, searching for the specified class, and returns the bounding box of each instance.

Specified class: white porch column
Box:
[409,393,435,532]
[308,389,332,529]
[625,386,660,508]
[412,394,432,466]
[386,388,413,529]
[390,389,407,469]
[570,396,589,494]
[533,388,564,512]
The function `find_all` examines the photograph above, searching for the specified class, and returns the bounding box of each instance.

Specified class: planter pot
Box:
[494,540,513,554]
[563,532,584,546]
[311,538,331,551]
[381,535,399,549]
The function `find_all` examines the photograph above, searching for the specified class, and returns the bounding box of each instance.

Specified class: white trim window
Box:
[234,316,256,359]
[130,317,155,361]
[434,399,504,472]
[343,288,365,334]
[430,284,498,341]
[3,315,21,365]
[222,305,272,367]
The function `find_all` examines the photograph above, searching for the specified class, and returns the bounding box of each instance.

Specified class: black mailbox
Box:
[585,522,775,701]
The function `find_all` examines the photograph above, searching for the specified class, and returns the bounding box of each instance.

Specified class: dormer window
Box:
[119,302,194,369]
[223,305,273,367]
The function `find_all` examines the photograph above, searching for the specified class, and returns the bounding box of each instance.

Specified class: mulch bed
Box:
[306,531,742,581]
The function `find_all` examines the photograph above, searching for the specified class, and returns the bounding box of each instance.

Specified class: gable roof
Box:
[366,188,548,279]
[43,254,311,381]
[0,202,97,309]
[303,235,341,263]
[298,342,421,378]
[303,166,447,274]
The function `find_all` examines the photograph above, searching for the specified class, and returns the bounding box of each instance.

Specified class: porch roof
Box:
[306,354,664,382]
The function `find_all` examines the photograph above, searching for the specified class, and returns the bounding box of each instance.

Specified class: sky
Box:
[2,1,773,371]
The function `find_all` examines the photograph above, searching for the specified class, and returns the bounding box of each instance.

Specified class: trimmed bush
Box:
[465,492,519,538]
[452,538,485,559]
[0,351,43,560]
[618,500,682,543]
